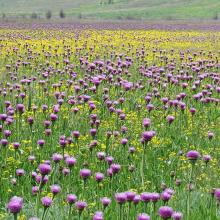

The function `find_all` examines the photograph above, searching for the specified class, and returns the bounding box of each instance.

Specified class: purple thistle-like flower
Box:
[137,213,151,220]
[166,115,175,124]
[93,211,103,220]
[215,189,220,201]
[38,164,52,176]
[37,139,45,147]
[143,118,151,128]
[133,195,141,205]
[151,193,160,203]
[65,156,77,167]
[1,139,8,147]
[97,152,106,161]
[121,138,128,145]
[52,153,63,163]
[140,192,152,203]
[189,108,196,115]
[13,142,20,149]
[16,169,25,177]
[115,192,127,204]
[7,196,23,214]
[142,131,156,142]
[16,104,25,114]
[105,156,114,165]
[92,212,103,220]
[126,191,136,201]
[72,130,80,138]
[186,150,200,161]
[66,194,77,204]
[50,113,58,121]
[32,186,39,195]
[110,163,121,174]
[80,169,91,180]
[75,201,87,211]
[50,185,61,195]
[208,131,214,139]
[161,192,172,202]
[172,212,183,220]
[203,155,211,163]
[159,206,173,219]
[95,172,104,182]
[101,197,111,207]
[62,167,70,176]
[41,196,52,208]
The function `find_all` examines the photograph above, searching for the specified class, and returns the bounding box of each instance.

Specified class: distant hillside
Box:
[0,0,219,21]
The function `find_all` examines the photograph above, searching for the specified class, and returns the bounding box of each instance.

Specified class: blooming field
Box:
[0,29,220,220]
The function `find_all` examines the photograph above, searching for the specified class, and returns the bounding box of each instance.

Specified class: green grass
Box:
[0,0,219,21]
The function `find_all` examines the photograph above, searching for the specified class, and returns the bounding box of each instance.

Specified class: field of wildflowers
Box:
[0,28,219,220]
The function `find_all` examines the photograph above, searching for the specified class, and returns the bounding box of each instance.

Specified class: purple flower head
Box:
[175,179,181,187]
[186,150,200,161]
[95,172,104,182]
[105,156,114,165]
[13,142,20,149]
[93,211,103,220]
[72,130,80,139]
[208,131,214,139]
[151,193,160,203]
[37,139,45,147]
[189,108,196,115]
[159,206,173,219]
[0,113,7,121]
[133,195,141,205]
[142,131,156,142]
[62,167,70,176]
[80,169,91,180]
[16,104,25,114]
[32,186,39,195]
[164,188,174,195]
[97,152,106,161]
[126,191,136,201]
[172,212,183,220]
[166,116,175,124]
[140,192,152,203]
[101,197,111,207]
[44,129,52,136]
[115,192,127,204]
[66,194,77,204]
[215,189,220,201]
[52,153,63,163]
[51,184,61,195]
[4,130,12,138]
[50,113,58,121]
[38,164,52,176]
[7,196,23,214]
[110,163,121,174]
[65,156,77,167]
[143,118,151,128]
[161,192,172,202]
[129,147,136,154]
[41,196,52,208]
[90,128,97,137]
[16,169,25,177]
[203,155,211,163]
[121,138,128,146]
[146,103,154,112]
[1,139,8,147]
[137,213,151,220]
[75,201,87,211]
